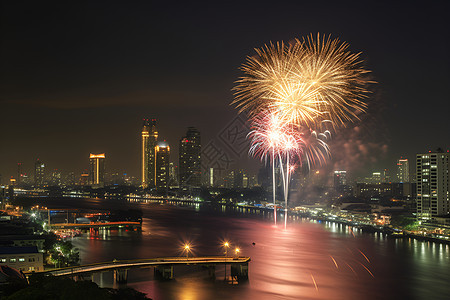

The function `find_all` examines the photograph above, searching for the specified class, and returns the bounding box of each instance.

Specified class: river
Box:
[35,197,450,299]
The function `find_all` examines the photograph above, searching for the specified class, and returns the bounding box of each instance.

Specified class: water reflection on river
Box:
[63,201,450,299]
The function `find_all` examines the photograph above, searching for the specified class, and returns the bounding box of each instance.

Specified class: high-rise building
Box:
[89,153,106,186]
[250,175,259,188]
[416,151,449,220]
[382,168,390,183]
[168,163,177,186]
[49,169,62,186]
[34,159,45,187]
[334,170,353,196]
[80,170,89,186]
[66,172,76,186]
[334,171,347,187]
[156,141,170,191]
[371,172,381,184]
[179,127,201,187]
[233,170,246,189]
[142,119,158,188]
[225,170,235,188]
[208,168,215,187]
[397,158,410,183]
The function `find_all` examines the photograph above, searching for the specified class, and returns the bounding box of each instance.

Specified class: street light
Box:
[184,244,191,260]
[223,241,230,257]
[235,248,240,257]
[223,241,231,281]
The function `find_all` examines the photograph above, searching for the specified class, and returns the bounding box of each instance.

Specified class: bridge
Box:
[49,221,141,230]
[33,256,251,283]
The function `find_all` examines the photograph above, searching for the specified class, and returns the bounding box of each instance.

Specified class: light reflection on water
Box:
[62,201,450,299]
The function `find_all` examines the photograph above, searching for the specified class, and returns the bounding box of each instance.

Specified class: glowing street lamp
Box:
[223,242,230,257]
[235,248,240,257]
[184,244,191,260]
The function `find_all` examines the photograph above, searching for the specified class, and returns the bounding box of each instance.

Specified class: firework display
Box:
[234,34,370,228]
[233,33,370,130]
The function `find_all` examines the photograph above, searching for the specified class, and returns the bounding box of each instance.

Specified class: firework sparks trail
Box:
[248,110,330,228]
[330,255,339,269]
[357,249,371,263]
[301,128,330,170]
[278,153,293,229]
[272,150,277,225]
[358,262,375,277]
[278,154,287,228]
[349,227,356,238]
[310,272,319,292]
[248,110,305,228]
[345,262,358,277]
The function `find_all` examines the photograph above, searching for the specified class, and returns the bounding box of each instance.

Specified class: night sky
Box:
[1,1,449,181]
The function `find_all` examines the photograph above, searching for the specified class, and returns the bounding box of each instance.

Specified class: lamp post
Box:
[184,244,190,260]
[223,241,230,281]
[224,242,229,257]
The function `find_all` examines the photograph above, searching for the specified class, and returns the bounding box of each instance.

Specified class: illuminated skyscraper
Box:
[334,170,347,187]
[416,151,449,220]
[34,159,45,187]
[168,162,177,186]
[233,170,246,188]
[179,127,201,187]
[371,172,381,184]
[156,141,170,191]
[50,169,62,186]
[208,168,214,187]
[80,170,89,186]
[396,158,410,183]
[89,153,106,186]
[141,119,158,188]
[334,170,352,196]
[66,172,76,186]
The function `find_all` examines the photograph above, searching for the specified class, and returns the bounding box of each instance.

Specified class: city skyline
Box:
[1,116,448,186]
[1,1,450,181]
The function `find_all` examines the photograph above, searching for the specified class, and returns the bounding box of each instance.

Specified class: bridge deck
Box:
[50,221,141,229]
[32,256,251,277]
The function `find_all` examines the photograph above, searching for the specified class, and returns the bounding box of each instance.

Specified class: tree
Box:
[5,274,151,300]
[49,240,80,267]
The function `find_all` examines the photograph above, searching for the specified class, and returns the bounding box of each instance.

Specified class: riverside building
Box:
[179,127,201,187]
[416,151,450,221]
[141,119,158,189]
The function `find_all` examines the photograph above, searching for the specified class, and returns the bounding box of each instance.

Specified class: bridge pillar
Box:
[114,269,128,284]
[231,263,248,282]
[206,265,215,280]
[73,273,92,282]
[154,265,173,280]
